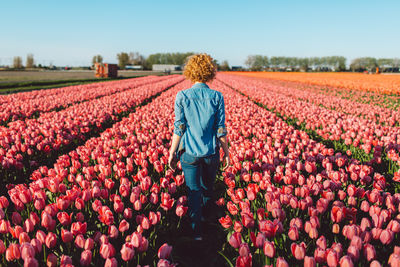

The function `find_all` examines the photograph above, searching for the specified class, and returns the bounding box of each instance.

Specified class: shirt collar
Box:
[192,82,209,89]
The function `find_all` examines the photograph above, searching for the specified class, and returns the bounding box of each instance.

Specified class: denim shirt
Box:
[173,82,227,157]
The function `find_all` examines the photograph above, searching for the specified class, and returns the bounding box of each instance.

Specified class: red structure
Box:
[95,63,118,78]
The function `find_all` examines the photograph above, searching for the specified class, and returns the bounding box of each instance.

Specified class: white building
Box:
[152,64,181,71]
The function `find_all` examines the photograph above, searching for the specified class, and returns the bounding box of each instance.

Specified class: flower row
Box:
[217,74,400,177]
[207,79,400,266]
[0,76,184,184]
[0,80,192,266]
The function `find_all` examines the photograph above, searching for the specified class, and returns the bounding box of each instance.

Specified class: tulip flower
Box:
[158,243,172,259]
[121,244,135,262]
[291,242,306,260]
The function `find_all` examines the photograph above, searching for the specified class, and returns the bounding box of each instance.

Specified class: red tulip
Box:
[121,244,135,262]
[219,215,232,229]
[6,243,20,261]
[236,254,252,267]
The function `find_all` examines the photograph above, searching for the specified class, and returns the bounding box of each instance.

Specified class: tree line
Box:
[92,52,196,70]
[245,55,400,72]
[245,56,346,72]
[6,53,400,73]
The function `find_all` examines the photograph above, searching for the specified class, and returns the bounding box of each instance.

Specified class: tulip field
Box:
[0,73,400,267]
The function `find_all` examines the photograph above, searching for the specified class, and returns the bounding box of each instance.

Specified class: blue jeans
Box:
[180,151,220,237]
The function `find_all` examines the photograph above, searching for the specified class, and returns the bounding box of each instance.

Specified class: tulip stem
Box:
[177,217,181,229]
[43,245,47,263]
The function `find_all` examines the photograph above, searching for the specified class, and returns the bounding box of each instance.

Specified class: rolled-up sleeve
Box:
[173,92,187,137]
[216,94,227,138]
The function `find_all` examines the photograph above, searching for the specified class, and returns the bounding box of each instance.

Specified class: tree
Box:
[128,52,145,65]
[92,55,103,65]
[350,57,377,72]
[143,52,194,70]
[13,56,23,69]
[117,52,129,69]
[26,54,34,68]
[245,55,268,71]
[219,60,230,71]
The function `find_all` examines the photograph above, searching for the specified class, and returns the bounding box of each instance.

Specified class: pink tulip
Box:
[104,258,118,267]
[60,255,72,265]
[100,243,116,259]
[80,250,92,266]
[389,254,400,267]
[20,242,35,261]
[176,205,188,217]
[327,249,339,267]
[121,244,135,262]
[45,232,57,249]
[291,242,306,260]
[85,238,94,250]
[380,229,394,245]
[304,256,316,267]
[61,228,73,243]
[339,255,354,267]
[75,234,85,249]
[0,239,5,254]
[24,257,39,267]
[276,257,289,267]
[108,225,119,239]
[119,219,130,233]
[370,260,382,267]
[158,243,172,259]
[255,232,265,248]
[364,243,376,262]
[263,240,275,258]
[288,226,299,241]
[229,232,242,248]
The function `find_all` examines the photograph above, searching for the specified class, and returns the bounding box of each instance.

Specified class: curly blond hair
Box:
[183,53,217,83]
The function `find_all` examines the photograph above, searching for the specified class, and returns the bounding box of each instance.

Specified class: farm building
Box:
[94,63,118,78]
[152,64,181,71]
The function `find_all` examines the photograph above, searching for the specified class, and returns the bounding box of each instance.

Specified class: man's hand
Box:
[168,152,178,170]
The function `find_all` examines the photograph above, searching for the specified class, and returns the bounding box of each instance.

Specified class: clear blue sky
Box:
[1,0,399,66]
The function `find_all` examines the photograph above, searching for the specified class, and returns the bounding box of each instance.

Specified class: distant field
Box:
[0,70,182,94]
[0,70,180,83]
[226,71,400,95]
